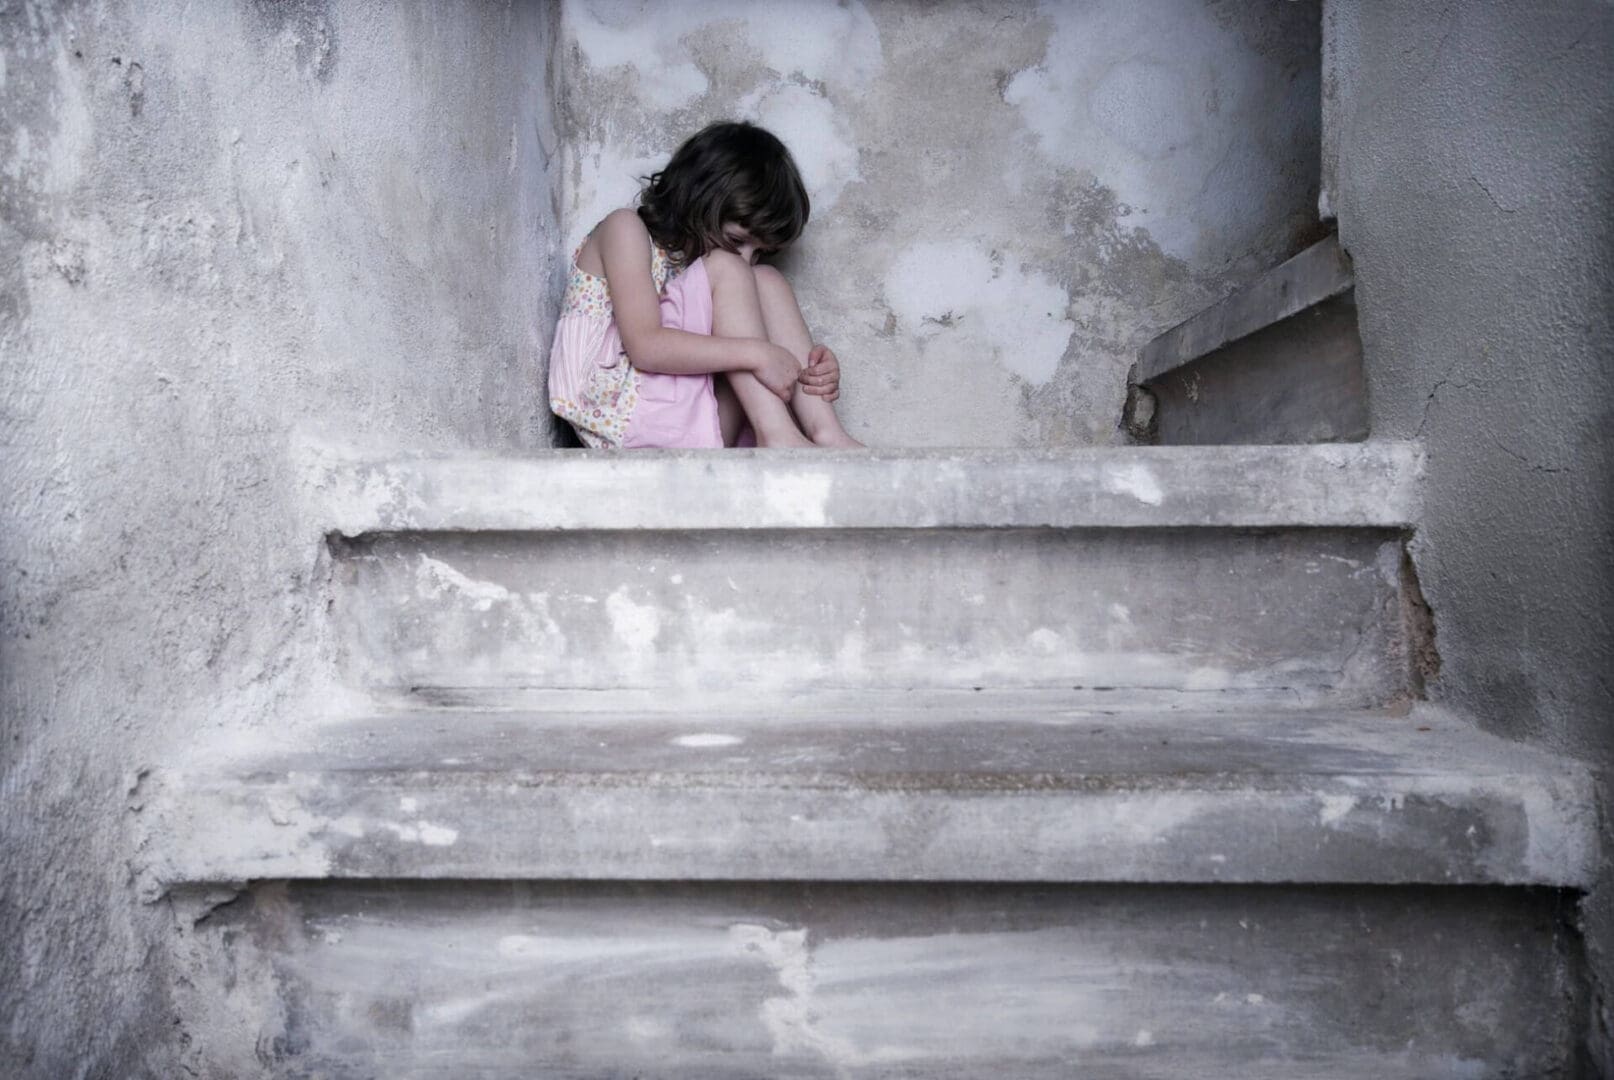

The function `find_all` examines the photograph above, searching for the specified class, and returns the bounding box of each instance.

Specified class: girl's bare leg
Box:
[752,265,862,447]
[704,250,812,447]
[714,375,748,447]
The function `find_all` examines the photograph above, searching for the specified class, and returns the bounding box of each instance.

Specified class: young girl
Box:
[549,121,861,449]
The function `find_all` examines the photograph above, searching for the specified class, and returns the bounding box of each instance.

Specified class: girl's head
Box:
[637,121,810,264]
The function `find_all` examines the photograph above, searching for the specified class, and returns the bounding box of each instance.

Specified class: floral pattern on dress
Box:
[561,243,679,318]
[552,361,635,447]
[551,239,683,448]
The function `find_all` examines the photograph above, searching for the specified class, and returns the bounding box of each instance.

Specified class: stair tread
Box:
[148,702,1595,889]
[311,442,1422,533]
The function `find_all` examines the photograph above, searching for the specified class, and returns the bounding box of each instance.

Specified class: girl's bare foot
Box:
[756,425,815,448]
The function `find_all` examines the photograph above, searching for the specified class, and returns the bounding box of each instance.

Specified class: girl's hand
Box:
[800,344,841,401]
[752,343,801,401]
[803,345,852,400]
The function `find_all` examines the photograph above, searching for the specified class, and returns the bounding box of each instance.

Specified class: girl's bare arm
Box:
[595,210,783,390]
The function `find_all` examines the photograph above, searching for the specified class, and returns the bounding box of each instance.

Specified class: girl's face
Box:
[721,222,771,265]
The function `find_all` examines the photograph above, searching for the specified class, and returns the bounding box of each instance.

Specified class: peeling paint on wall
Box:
[885,240,1076,387]
[1006,0,1318,265]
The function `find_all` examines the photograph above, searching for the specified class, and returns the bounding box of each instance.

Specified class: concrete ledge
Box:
[1137,234,1354,384]
[312,442,1423,534]
[147,704,1596,888]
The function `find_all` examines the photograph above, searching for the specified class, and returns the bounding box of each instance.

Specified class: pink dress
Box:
[548,239,726,449]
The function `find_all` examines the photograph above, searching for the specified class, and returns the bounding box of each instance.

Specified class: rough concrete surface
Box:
[4,0,1608,1074]
[1323,0,1614,1066]
[1146,293,1368,445]
[147,704,1598,889]
[1136,234,1353,383]
[336,527,1410,701]
[180,879,1585,1078]
[314,442,1426,533]
[558,0,1322,446]
[315,446,1424,704]
[1,2,562,1075]
[1135,235,1367,446]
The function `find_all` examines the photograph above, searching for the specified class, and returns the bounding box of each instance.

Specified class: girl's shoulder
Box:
[597,209,682,275]
[593,207,654,252]
[599,206,649,234]
[576,208,654,276]
[565,209,678,318]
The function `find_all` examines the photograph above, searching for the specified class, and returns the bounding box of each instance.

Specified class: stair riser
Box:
[186,881,1582,1079]
[1131,236,1368,447]
[1147,294,1369,446]
[332,528,1413,703]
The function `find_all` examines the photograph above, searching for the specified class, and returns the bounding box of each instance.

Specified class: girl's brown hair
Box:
[637,121,810,264]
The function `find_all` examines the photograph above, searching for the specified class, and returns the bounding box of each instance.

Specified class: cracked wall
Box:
[1322,0,1614,1066]
[0,2,562,1075]
[557,0,1322,446]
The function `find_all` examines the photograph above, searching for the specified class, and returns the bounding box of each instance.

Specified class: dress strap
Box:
[650,244,680,293]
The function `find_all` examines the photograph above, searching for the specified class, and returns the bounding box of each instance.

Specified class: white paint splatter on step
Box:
[673,733,743,748]
[1102,463,1164,506]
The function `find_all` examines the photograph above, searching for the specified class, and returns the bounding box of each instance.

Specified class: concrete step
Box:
[145,702,1595,889]
[1127,234,1368,445]
[154,701,1595,1076]
[317,443,1429,705]
[187,878,1584,1079]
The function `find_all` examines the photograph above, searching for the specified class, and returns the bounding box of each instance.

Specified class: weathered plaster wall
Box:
[1321,0,1614,1064]
[558,0,1322,446]
[0,2,561,1075]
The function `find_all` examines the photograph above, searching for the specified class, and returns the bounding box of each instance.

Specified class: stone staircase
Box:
[143,444,1599,1077]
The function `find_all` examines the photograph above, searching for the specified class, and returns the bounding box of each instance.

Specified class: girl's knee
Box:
[703,249,754,286]
[751,263,793,298]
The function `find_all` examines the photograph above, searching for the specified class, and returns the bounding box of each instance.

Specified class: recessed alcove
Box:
[549,0,1321,447]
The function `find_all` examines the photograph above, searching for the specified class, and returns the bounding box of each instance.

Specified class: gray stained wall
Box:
[558,0,1322,446]
[0,2,562,1075]
[7,0,1609,1073]
[1323,0,1614,1065]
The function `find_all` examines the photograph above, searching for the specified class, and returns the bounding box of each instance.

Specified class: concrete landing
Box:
[147,704,1596,889]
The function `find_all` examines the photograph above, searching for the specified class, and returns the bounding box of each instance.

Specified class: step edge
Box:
[311,442,1424,534]
[143,762,1597,891]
